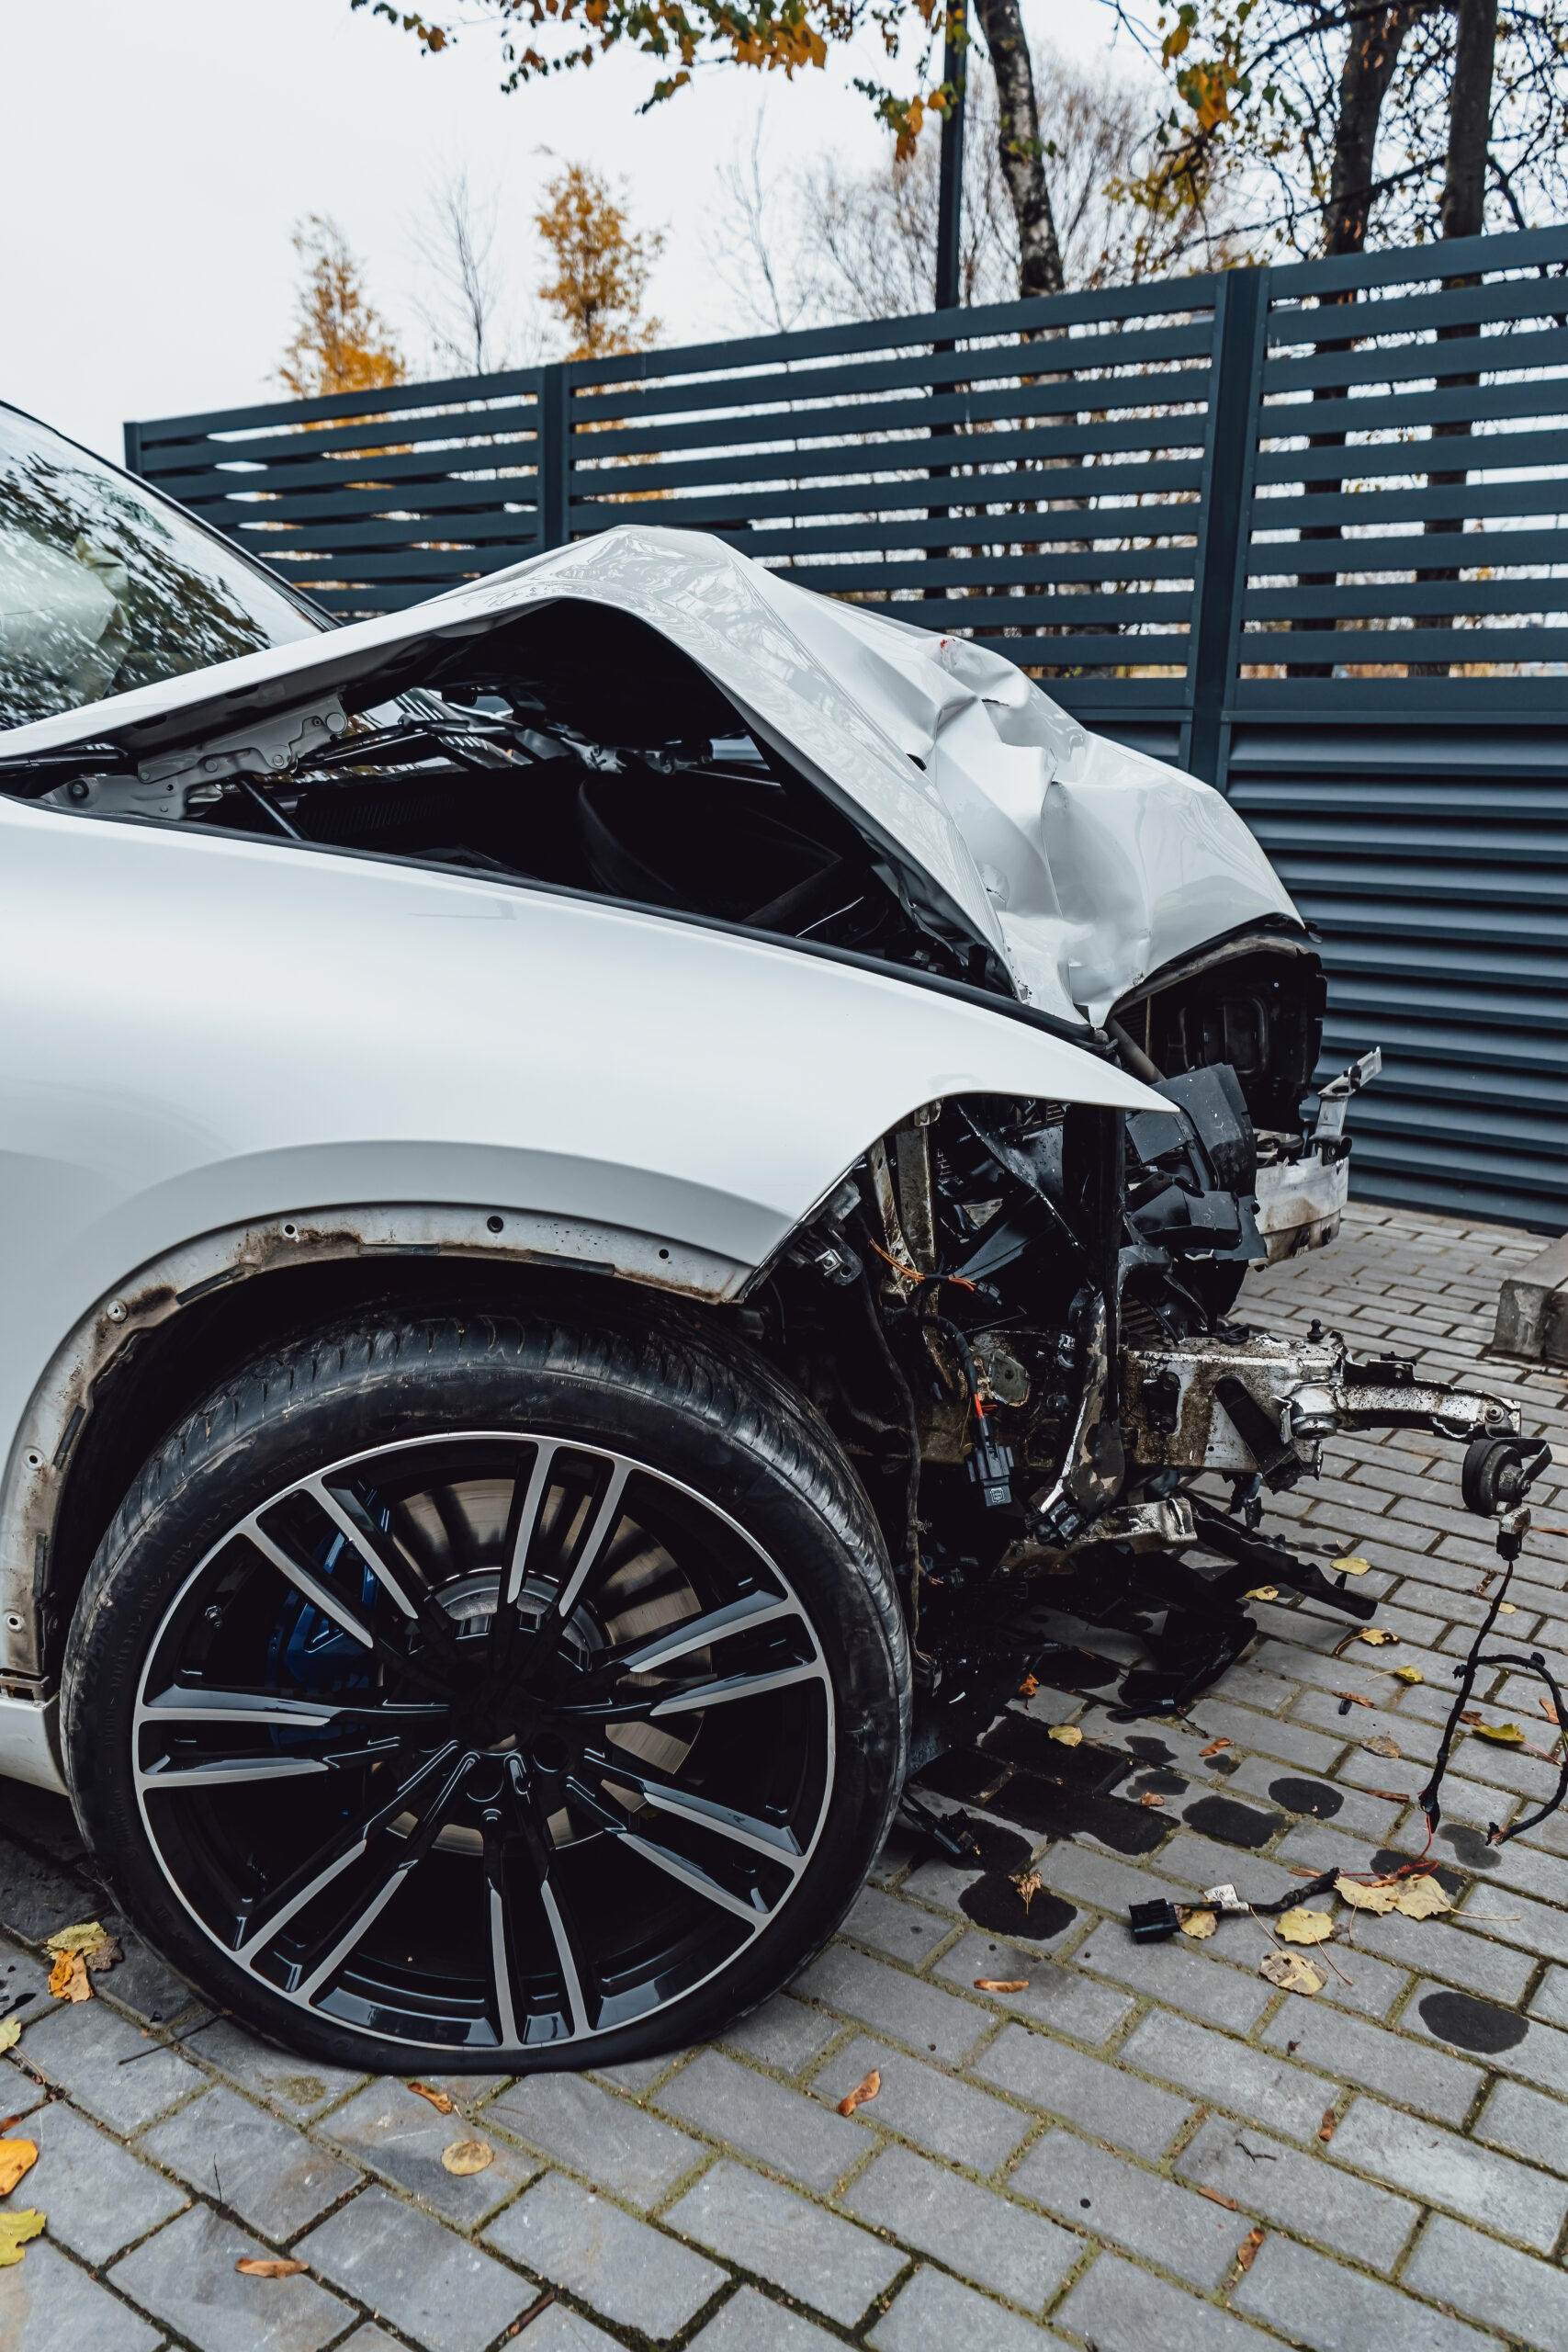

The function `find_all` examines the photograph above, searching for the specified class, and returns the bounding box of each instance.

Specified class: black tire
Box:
[62,1299,908,2074]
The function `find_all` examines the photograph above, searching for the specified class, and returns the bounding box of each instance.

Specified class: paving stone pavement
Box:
[0,1201,1564,2349]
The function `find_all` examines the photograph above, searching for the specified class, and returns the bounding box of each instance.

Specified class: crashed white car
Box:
[0,402,1524,2071]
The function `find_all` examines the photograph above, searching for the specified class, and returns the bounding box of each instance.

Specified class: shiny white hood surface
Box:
[0,525,1302,1024]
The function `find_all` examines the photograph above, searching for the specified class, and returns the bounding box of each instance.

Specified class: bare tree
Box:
[411,168,536,376]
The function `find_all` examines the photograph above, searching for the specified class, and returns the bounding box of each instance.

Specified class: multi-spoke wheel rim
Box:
[132,1431,835,2054]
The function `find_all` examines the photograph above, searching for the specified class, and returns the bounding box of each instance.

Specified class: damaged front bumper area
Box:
[759,1018,1534,1770]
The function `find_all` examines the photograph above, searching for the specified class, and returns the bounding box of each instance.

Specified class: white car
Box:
[0,402,1519,2072]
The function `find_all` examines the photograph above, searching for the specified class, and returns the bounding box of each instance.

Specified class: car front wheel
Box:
[62,1301,908,2073]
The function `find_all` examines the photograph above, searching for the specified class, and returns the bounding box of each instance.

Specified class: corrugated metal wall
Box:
[127,229,1568,1233]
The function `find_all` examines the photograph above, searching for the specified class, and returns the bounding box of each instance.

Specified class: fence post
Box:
[539,365,569,549]
[1186,266,1266,787]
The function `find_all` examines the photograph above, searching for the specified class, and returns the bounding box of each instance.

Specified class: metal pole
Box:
[934,4,966,313]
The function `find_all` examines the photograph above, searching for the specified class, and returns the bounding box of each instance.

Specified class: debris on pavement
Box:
[1048,1726,1083,1747]
[1261,1951,1326,1995]
[0,2140,36,2196]
[441,2139,495,2176]
[1179,1909,1218,1939]
[0,2211,43,2267]
[236,2256,309,2278]
[837,2069,882,2117]
[1277,1908,1335,1944]
[975,1977,1029,1993]
[43,1921,120,2002]
[407,2082,456,2115]
[1237,2228,1265,2271]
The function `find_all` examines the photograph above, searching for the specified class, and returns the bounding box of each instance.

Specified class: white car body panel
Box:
[0,526,1302,1027]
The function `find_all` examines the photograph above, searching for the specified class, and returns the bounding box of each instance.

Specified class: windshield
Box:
[0,407,322,729]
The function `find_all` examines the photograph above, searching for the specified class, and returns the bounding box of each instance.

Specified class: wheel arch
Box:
[0,1204,754,1716]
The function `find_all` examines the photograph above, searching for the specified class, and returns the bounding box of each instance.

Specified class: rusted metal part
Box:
[0,1205,750,1689]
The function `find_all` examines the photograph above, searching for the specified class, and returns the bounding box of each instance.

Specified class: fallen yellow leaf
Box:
[1179,1909,1218,1939]
[1261,1949,1325,1995]
[1333,1556,1371,1576]
[1200,1738,1233,1758]
[1393,1666,1424,1685]
[0,2211,43,2267]
[1198,2184,1238,2210]
[1247,1586,1279,1601]
[1498,1602,1517,1615]
[1336,1874,1399,1914]
[1393,1875,1452,1919]
[407,2081,455,2116]
[1276,1906,1334,1945]
[48,1952,90,2003]
[1364,1735,1402,1759]
[1543,1697,1561,1727]
[837,2068,882,2117]
[440,2138,494,2177]
[1018,1674,1040,1698]
[1048,1725,1083,1747]
[1237,2225,1265,2271]
[975,1977,1028,1994]
[0,2141,36,2197]
[1473,1724,1526,1745]
[0,2018,20,2055]
[1359,1629,1398,1646]
[44,1922,108,1956]
[235,2257,308,2278]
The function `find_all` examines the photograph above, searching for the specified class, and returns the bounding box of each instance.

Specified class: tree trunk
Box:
[1410,0,1499,676]
[1288,3,1419,679]
[970,0,1063,298]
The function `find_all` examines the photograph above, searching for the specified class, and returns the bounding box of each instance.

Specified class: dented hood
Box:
[0,524,1301,1023]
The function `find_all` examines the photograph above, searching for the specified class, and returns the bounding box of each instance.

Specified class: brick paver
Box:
[0,1200,1563,2346]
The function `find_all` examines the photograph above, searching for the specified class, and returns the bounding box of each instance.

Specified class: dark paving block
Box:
[111,2199,353,2352]
[301,2182,531,2352]
[141,2082,361,2241]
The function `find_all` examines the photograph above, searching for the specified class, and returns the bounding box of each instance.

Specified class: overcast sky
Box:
[3,0,1122,463]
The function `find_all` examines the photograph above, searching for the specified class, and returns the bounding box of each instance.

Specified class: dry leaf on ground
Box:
[1543,1698,1562,1726]
[1498,1602,1517,1615]
[1140,1792,1166,1808]
[1333,1556,1371,1576]
[0,2019,20,2056]
[440,2139,494,2177]
[0,2142,36,2198]
[1200,1738,1232,1758]
[1359,1628,1398,1647]
[1276,1907,1334,1945]
[975,1978,1028,1994]
[1048,1725,1083,1747]
[837,2068,881,2117]
[1337,1691,1374,1708]
[1393,1666,1425,1685]
[84,1939,122,1975]
[1393,1875,1453,1919]
[1010,1870,1043,1913]
[1179,1909,1218,1939]
[1318,2107,1337,2143]
[1363,1735,1401,1759]
[1473,1724,1525,1745]
[406,2081,455,2115]
[1237,2227,1265,2272]
[235,2257,309,2278]
[1261,1950,1326,1995]
[0,2212,44,2268]
[1336,1874,1399,1914]
[1246,1586,1279,1601]
[44,1922,108,1956]
[47,1952,90,2003]
[1018,1674,1040,1698]
[1198,2185,1238,2210]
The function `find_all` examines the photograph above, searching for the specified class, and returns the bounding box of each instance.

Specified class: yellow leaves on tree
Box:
[278,217,408,401]
[536,164,664,361]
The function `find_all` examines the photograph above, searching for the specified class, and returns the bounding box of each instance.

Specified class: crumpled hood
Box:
[0,523,1300,1023]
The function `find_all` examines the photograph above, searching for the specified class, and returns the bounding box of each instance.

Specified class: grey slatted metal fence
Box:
[127,224,1568,1233]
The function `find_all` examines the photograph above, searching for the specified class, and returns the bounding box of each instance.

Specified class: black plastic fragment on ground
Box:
[1181,1795,1284,1849]
[1419,1988,1529,2054]
[1269,1777,1344,1819]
